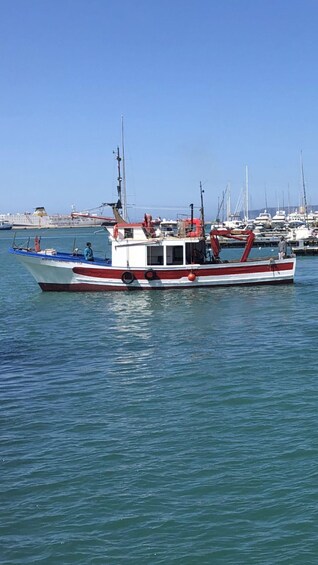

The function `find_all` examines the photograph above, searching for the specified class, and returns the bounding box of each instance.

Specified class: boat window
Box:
[166,245,183,265]
[185,241,205,264]
[147,247,163,266]
[124,228,133,239]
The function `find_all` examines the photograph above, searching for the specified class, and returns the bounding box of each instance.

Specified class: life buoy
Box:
[144,269,156,281]
[121,271,135,284]
[113,224,119,239]
[34,236,41,252]
[185,218,202,238]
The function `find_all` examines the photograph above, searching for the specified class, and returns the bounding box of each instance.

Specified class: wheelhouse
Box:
[109,221,207,268]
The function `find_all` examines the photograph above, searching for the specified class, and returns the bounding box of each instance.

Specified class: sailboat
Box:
[289,152,318,254]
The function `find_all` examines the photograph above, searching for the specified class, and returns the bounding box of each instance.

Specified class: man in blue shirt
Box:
[84,242,94,261]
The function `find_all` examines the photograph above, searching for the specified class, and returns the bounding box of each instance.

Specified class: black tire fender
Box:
[121,271,135,284]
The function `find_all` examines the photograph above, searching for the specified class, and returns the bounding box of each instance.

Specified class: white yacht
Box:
[254,210,272,229]
[271,210,287,229]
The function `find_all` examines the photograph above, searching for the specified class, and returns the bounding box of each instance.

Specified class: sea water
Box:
[1,228,318,564]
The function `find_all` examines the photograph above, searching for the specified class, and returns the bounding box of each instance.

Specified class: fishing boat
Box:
[10,200,296,294]
[8,215,297,291]
[9,148,296,291]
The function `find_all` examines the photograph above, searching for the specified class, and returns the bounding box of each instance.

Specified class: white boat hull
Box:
[10,249,296,291]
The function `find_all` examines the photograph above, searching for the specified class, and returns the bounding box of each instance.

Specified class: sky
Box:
[1,0,318,220]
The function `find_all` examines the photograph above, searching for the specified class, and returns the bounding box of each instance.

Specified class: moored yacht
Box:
[254,210,272,229]
[271,210,287,229]
[287,210,306,228]
[0,221,12,230]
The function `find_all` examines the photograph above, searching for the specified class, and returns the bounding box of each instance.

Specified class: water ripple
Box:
[2,233,318,563]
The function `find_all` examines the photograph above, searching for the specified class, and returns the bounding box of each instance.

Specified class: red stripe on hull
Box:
[39,279,294,292]
[72,261,294,280]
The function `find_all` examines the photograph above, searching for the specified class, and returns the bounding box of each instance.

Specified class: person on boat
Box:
[84,242,94,261]
[278,236,287,260]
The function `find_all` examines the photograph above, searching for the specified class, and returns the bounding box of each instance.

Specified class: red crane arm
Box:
[210,229,255,262]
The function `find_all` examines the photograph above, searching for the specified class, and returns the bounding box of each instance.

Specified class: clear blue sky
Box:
[1,0,318,219]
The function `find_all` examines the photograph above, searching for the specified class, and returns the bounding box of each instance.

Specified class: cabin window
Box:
[186,241,205,264]
[124,228,133,239]
[166,245,183,265]
[147,247,163,266]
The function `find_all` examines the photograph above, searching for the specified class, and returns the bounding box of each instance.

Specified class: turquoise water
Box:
[2,229,318,564]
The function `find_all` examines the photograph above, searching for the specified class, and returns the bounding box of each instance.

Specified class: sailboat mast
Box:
[265,186,268,210]
[245,165,249,222]
[226,183,231,221]
[300,151,308,220]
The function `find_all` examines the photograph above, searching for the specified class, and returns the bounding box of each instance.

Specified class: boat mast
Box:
[103,147,126,224]
[216,189,226,224]
[245,165,249,222]
[121,116,127,221]
[300,151,308,222]
[226,183,231,221]
[265,186,268,210]
[200,181,205,238]
[115,146,122,210]
[190,203,194,232]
